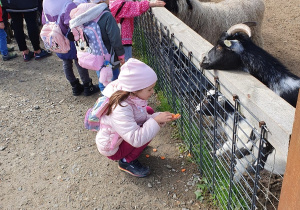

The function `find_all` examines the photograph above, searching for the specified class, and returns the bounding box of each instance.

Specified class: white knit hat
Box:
[118,58,158,92]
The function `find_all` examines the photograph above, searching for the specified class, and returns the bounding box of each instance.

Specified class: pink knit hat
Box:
[118,58,157,92]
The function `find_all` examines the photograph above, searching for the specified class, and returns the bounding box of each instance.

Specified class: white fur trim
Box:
[69,3,108,29]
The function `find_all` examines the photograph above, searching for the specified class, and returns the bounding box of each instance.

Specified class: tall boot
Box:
[70,78,84,96]
[83,79,100,96]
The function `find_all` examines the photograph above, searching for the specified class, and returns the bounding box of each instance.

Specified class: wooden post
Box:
[278,92,300,209]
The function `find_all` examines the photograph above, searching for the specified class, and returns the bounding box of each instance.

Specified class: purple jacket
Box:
[42,0,76,35]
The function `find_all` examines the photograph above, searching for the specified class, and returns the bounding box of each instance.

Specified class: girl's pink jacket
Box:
[110,0,150,45]
[95,81,161,157]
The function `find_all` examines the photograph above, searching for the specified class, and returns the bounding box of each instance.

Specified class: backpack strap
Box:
[95,10,109,22]
[93,10,110,60]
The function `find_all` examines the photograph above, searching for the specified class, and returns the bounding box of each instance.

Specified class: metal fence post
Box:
[212,77,220,194]
[198,67,207,176]
[168,33,176,111]
[188,52,193,152]
[251,121,267,209]
[178,42,184,135]
[227,95,240,209]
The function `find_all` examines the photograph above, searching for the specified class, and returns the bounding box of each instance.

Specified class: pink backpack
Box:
[84,96,109,131]
[40,6,70,53]
[70,11,111,70]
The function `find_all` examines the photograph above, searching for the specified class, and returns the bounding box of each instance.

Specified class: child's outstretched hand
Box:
[149,0,166,7]
[154,111,180,126]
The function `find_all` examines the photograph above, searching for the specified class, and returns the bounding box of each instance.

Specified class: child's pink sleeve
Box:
[118,0,150,18]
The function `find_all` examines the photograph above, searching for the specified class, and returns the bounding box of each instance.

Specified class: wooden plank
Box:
[152,7,295,161]
[278,93,300,209]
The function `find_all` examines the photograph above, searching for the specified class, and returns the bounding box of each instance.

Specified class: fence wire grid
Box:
[133,10,284,210]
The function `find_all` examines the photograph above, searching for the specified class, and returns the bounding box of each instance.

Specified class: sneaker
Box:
[34,49,51,60]
[2,52,17,61]
[23,51,34,62]
[118,159,150,178]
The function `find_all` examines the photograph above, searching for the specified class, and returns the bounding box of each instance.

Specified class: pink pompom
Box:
[99,66,113,86]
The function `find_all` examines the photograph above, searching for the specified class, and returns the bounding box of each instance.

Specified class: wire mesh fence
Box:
[133,10,284,210]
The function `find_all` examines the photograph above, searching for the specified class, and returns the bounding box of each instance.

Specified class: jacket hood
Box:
[69,3,108,29]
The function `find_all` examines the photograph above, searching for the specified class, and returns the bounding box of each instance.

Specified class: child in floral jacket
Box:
[110,0,165,61]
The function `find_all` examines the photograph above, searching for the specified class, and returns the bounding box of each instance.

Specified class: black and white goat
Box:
[196,89,285,181]
[201,23,300,107]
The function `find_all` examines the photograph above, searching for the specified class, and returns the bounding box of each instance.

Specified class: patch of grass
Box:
[155,91,173,112]
[195,177,211,202]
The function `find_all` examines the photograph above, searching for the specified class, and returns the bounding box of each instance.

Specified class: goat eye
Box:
[216,45,222,51]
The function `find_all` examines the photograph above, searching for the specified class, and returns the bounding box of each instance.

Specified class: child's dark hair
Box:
[106,90,130,115]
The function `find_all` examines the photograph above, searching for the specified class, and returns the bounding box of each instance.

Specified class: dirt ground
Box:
[0,0,299,209]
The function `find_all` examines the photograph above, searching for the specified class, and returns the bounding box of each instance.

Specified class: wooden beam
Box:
[278,92,300,209]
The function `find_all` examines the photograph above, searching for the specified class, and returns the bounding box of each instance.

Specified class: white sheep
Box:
[164,0,265,47]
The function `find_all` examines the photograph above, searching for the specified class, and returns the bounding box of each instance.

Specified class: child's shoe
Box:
[70,78,84,96]
[2,52,17,61]
[118,159,150,178]
[83,79,100,96]
[23,51,34,62]
[34,49,51,60]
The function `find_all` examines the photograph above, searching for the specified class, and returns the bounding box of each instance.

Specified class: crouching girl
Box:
[95,58,176,177]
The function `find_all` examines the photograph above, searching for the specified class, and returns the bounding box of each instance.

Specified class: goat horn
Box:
[227,23,252,37]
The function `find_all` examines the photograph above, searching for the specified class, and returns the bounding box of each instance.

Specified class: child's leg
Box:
[124,45,132,62]
[63,59,85,96]
[75,58,100,96]
[63,59,77,83]
[74,59,90,84]
[0,29,8,55]
[9,12,28,51]
[23,11,41,52]
[0,29,17,61]
[108,140,150,163]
